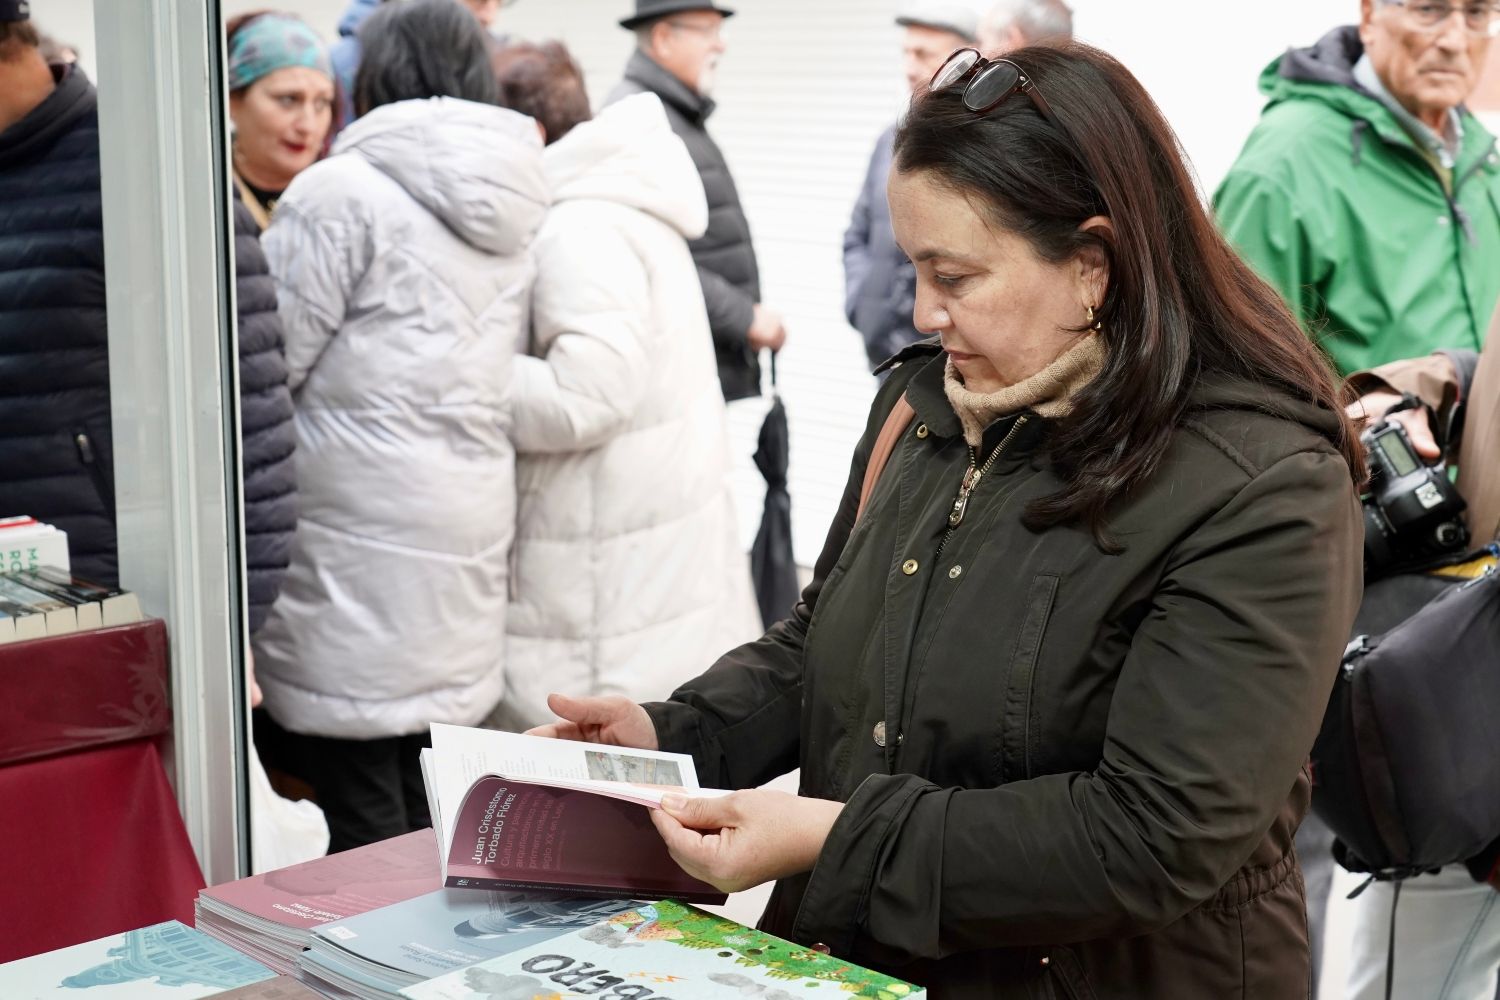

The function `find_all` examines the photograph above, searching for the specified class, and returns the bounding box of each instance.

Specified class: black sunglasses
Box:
[929,48,1055,122]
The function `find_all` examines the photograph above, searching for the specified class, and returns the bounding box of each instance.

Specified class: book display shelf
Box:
[0,620,207,963]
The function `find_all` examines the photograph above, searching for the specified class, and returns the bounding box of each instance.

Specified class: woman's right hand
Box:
[525,693,659,750]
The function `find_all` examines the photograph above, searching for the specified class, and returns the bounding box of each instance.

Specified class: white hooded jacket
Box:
[255,98,547,738]
[495,94,760,731]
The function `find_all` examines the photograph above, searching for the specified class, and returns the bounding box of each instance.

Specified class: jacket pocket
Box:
[999,572,1059,783]
[1046,947,1097,1000]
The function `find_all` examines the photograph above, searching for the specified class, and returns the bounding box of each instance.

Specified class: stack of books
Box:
[296,889,640,1000]
[0,565,142,642]
[0,919,294,998]
[0,516,69,574]
[195,831,441,976]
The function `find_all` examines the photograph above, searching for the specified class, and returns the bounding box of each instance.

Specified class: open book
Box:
[422,725,730,905]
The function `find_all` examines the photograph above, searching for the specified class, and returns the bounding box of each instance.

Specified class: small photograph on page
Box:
[584,750,683,787]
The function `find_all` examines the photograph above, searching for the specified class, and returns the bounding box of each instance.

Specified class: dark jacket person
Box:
[608,1,782,402]
[535,42,1366,997]
[0,17,115,585]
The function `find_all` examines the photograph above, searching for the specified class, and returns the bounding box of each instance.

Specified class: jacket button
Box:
[873,721,886,747]
[901,558,919,575]
[948,565,962,579]
[915,423,929,439]
[810,942,831,954]
[1041,956,1051,966]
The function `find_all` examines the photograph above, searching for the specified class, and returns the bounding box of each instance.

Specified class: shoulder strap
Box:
[855,393,916,524]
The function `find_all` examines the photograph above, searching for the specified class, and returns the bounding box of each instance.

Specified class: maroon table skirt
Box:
[0,738,206,962]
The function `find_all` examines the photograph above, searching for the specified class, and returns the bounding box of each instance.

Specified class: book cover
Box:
[441,776,726,903]
[424,726,726,905]
[399,900,925,1000]
[309,889,641,987]
[0,920,274,998]
[0,520,70,575]
[199,830,441,930]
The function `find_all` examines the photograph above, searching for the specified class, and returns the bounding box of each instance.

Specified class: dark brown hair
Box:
[490,40,591,145]
[0,19,40,60]
[894,42,1364,548]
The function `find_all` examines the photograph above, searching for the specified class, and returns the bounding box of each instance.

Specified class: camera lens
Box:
[1435,522,1465,547]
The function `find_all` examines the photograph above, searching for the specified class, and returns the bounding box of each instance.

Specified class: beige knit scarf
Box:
[943,333,1107,447]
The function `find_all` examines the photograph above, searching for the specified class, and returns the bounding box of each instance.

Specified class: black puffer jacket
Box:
[609,51,762,401]
[231,190,297,634]
[0,67,115,585]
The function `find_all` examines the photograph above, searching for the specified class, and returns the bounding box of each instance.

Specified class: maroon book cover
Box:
[442,776,727,905]
[201,830,441,927]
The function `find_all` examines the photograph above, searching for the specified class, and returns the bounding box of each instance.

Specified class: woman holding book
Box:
[253,0,547,853]
[532,42,1364,997]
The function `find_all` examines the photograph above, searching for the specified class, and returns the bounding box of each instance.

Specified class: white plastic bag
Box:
[248,745,329,873]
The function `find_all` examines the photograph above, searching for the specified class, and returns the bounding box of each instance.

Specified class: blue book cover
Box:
[311,889,640,987]
[0,920,275,998]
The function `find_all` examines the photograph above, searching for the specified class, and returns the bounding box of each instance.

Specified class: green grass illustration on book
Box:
[611,901,916,998]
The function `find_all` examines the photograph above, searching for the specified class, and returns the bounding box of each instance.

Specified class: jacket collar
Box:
[894,343,1047,455]
[623,49,715,124]
[0,64,96,171]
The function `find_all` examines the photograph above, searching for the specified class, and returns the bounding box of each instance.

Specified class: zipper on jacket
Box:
[935,415,1028,559]
[74,430,113,510]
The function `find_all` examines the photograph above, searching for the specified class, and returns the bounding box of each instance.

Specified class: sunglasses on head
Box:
[929,47,1055,123]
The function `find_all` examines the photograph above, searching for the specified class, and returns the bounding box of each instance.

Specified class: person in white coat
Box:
[253,0,548,852]
[487,42,760,732]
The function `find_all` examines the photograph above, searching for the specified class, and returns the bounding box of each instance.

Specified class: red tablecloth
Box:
[0,738,205,962]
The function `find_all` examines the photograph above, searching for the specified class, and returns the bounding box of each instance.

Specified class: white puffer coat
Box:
[255,98,547,739]
[494,94,760,731]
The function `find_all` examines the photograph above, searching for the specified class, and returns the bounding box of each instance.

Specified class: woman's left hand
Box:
[649,790,844,894]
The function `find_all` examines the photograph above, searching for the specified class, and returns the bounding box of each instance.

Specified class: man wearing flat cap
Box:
[844,0,1073,372]
[0,0,119,585]
[609,0,785,403]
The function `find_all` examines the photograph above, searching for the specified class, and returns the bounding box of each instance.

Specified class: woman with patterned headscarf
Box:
[226,11,335,229]
[222,12,330,673]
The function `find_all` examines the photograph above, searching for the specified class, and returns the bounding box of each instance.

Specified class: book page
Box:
[427,725,700,853]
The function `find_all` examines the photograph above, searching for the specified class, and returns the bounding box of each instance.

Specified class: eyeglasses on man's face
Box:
[1384,0,1500,37]
[667,18,725,42]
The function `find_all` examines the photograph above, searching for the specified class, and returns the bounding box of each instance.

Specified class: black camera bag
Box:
[1311,563,1500,875]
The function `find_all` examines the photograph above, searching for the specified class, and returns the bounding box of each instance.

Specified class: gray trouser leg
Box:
[1298,810,1337,998]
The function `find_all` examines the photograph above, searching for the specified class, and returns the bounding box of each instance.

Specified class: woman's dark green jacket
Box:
[646,341,1363,998]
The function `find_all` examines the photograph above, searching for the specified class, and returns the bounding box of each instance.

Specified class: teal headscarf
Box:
[228,13,333,91]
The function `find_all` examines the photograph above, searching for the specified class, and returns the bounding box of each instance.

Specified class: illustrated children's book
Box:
[299,889,642,999]
[421,725,729,904]
[399,899,926,1000]
[0,920,274,998]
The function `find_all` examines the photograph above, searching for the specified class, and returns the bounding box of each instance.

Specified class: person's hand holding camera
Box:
[1345,352,1457,462]
[1347,389,1441,461]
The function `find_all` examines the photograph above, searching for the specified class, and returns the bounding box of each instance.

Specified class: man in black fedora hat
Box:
[608,0,787,403]
[0,0,119,585]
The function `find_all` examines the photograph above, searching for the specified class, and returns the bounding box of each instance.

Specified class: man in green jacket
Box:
[1215,4,1500,377]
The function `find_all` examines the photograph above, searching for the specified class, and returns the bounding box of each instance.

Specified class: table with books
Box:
[0,727,928,999]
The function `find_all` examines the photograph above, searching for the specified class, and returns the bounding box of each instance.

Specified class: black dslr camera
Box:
[1361,397,1468,575]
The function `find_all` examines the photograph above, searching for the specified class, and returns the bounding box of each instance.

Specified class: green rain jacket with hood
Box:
[1215,26,1500,376]
[645,341,1363,998]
